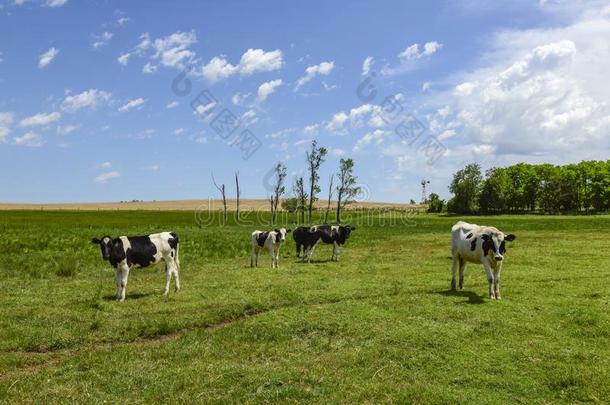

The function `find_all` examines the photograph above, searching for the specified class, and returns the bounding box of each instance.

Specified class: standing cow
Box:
[251,228,291,268]
[293,225,355,262]
[293,226,324,263]
[451,221,516,299]
[91,232,180,301]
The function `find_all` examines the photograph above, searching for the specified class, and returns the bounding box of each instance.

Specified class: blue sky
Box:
[1,0,609,203]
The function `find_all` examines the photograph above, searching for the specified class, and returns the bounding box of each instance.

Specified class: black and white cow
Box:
[91,232,180,301]
[451,221,516,300]
[293,226,324,263]
[294,225,355,262]
[250,228,291,268]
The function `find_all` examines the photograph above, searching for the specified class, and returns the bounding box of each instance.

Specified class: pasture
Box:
[1,210,609,403]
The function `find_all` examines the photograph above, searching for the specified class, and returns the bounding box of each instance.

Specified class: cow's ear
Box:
[350,226,356,231]
[274,229,280,234]
[91,238,100,244]
[286,228,292,233]
[505,234,516,241]
[481,234,490,241]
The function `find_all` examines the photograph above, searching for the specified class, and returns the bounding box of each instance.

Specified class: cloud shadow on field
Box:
[433,289,486,305]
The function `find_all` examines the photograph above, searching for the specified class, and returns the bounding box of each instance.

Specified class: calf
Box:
[251,228,291,268]
[293,226,324,263]
[309,225,355,261]
[451,221,516,299]
[91,232,180,301]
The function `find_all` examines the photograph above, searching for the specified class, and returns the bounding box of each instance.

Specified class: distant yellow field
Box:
[0,199,423,211]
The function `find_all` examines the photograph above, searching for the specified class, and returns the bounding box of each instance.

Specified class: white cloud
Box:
[353,129,388,152]
[232,92,250,106]
[120,31,197,71]
[19,111,61,127]
[241,109,259,125]
[238,48,283,75]
[118,98,146,112]
[45,0,67,7]
[97,161,112,169]
[325,111,349,132]
[166,101,179,109]
[117,16,130,26]
[398,41,443,61]
[0,51,4,64]
[61,89,111,112]
[92,31,113,49]
[295,61,335,90]
[197,48,283,83]
[14,132,45,147]
[57,124,79,135]
[38,47,59,68]
[328,147,346,157]
[173,128,185,135]
[362,56,374,75]
[425,5,610,165]
[117,53,130,65]
[193,101,217,116]
[257,79,282,101]
[95,171,120,184]
[198,56,238,83]
[0,112,14,142]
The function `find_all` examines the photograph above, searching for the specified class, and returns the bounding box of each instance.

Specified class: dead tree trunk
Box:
[212,174,227,224]
[324,174,334,223]
[235,171,240,220]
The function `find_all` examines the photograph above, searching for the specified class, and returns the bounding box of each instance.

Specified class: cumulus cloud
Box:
[38,47,59,68]
[398,41,443,61]
[231,92,250,106]
[61,89,111,112]
[0,112,14,142]
[257,79,282,102]
[45,0,67,7]
[92,31,113,49]
[295,61,335,90]
[197,48,283,83]
[119,31,197,71]
[57,124,79,135]
[97,161,112,169]
[95,171,120,184]
[362,56,374,75]
[118,98,146,112]
[166,101,179,109]
[14,132,45,147]
[19,111,61,127]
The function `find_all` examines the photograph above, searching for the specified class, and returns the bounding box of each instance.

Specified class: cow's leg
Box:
[307,244,317,263]
[459,258,466,289]
[493,263,502,300]
[250,246,256,267]
[118,264,130,302]
[163,262,172,296]
[165,256,180,292]
[115,269,121,299]
[296,243,302,258]
[268,245,276,268]
[450,254,458,290]
[332,242,340,261]
[482,258,496,299]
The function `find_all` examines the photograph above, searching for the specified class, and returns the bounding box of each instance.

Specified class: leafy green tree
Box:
[427,193,445,213]
[448,163,483,214]
[335,158,360,223]
[306,140,328,223]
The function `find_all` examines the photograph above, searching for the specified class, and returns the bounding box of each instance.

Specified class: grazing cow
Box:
[251,228,291,268]
[293,226,324,263]
[91,232,180,301]
[307,225,355,261]
[451,221,516,299]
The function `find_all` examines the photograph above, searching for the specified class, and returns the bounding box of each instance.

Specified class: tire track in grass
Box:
[0,289,401,383]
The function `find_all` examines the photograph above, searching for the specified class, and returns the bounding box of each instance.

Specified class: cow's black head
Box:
[91,236,113,261]
[482,232,516,261]
[338,225,355,244]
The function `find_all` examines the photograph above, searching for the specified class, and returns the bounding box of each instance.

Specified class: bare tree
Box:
[336,158,360,223]
[324,174,334,223]
[306,140,327,223]
[268,163,287,224]
[235,171,240,220]
[293,176,308,224]
[212,173,227,224]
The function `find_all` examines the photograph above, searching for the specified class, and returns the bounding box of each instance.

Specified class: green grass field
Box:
[1,210,609,403]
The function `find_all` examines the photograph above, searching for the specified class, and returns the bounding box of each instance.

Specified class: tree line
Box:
[444,160,610,214]
[212,140,361,224]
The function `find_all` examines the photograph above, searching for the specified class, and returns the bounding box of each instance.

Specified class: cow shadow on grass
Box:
[102,292,154,301]
[434,289,486,305]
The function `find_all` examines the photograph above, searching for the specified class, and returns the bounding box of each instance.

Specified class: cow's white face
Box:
[482,232,516,261]
[274,228,291,242]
